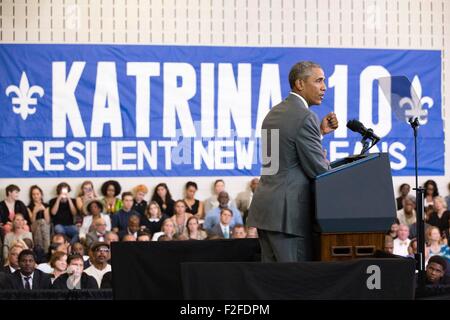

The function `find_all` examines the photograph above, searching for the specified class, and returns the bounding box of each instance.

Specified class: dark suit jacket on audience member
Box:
[52,272,99,290]
[208,224,229,239]
[100,271,112,289]
[10,269,52,290]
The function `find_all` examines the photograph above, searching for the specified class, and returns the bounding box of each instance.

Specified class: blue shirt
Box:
[111,209,140,232]
[203,206,243,231]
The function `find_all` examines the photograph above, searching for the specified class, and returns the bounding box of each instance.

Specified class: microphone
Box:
[346,119,380,141]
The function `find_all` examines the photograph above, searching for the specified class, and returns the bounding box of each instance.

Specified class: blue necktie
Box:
[223,227,229,239]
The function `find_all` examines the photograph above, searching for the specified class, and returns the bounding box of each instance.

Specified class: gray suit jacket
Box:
[247,94,329,236]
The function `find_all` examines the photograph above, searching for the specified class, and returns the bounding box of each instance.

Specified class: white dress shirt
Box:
[393,238,411,257]
[21,272,34,289]
[220,223,231,238]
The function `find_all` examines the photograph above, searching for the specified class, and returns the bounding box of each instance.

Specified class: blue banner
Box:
[0,44,443,177]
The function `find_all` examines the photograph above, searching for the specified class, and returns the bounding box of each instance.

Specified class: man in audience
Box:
[235,178,259,223]
[425,255,450,285]
[393,224,411,257]
[84,242,112,287]
[231,224,247,239]
[384,235,394,254]
[52,253,98,289]
[105,231,119,245]
[137,231,151,242]
[118,215,140,240]
[122,234,136,242]
[204,180,237,213]
[2,243,25,273]
[246,227,259,238]
[208,208,233,239]
[397,197,417,226]
[9,249,52,290]
[86,217,108,248]
[49,182,78,242]
[112,192,140,233]
[203,192,242,231]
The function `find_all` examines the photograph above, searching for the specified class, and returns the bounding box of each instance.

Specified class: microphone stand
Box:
[360,129,380,155]
[410,117,426,292]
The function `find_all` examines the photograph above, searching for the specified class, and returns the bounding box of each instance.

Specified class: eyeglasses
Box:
[95,248,110,253]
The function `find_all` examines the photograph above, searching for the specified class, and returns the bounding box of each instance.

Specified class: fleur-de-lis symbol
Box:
[5,72,44,120]
[399,75,433,125]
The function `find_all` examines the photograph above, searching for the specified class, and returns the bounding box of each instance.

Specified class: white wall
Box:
[0,0,449,202]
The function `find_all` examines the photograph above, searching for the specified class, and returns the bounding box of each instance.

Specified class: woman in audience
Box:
[183,216,207,240]
[424,179,439,209]
[3,240,27,273]
[140,201,167,236]
[79,199,111,240]
[0,184,31,234]
[425,226,450,263]
[151,219,176,241]
[71,242,91,269]
[76,181,97,216]
[183,181,204,219]
[28,185,51,252]
[3,213,33,258]
[396,183,412,210]
[428,196,450,234]
[151,183,175,217]
[101,180,123,215]
[387,219,400,240]
[170,200,193,236]
[49,251,68,283]
[407,238,418,258]
[49,182,78,241]
[132,184,148,216]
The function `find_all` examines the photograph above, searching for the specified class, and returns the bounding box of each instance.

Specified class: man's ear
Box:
[295,78,304,91]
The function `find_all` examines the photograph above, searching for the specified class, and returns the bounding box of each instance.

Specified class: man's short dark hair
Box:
[56,182,71,195]
[122,191,133,201]
[428,255,447,272]
[67,253,84,265]
[18,249,37,262]
[288,61,322,89]
[220,208,233,216]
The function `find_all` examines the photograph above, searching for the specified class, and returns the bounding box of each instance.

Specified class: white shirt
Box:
[79,213,112,238]
[21,272,34,289]
[393,238,411,257]
[37,263,53,274]
[84,264,112,287]
[289,92,309,108]
[8,265,16,273]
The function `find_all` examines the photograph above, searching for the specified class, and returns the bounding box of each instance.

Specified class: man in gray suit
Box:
[247,61,338,262]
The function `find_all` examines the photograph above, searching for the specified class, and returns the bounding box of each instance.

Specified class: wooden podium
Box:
[314,153,396,261]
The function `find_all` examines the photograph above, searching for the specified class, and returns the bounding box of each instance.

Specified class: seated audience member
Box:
[170,200,193,236]
[71,242,91,269]
[3,213,33,258]
[101,180,123,215]
[3,242,26,273]
[122,234,136,242]
[428,196,450,234]
[407,238,418,258]
[183,181,204,219]
[235,178,259,223]
[104,231,119,245]
[183,216,207,240]
[425,226,450,263]
[208,208,233,239]
[445,182,450,211]
[140,201,168,235]
[84,242,112,287]
[396,183,414,210]
[76,180,97,216]
[204,179,237,213]
[0,184,31,234]
[0,272,11,289]
[232,224,247,239]
[118,215,141,240]
[49,182,78,241]
[173,234,189,241]
[425,255,450,285]
[246,227,259,238]
[387,219,400,240]
[49,251,67,283]
[100,271,112,289]
[79,200,111,240]
[10,249,52,290]
[423,179,439,209]
[37,235,70,273]
[137,231,151,242]
[132,184,148,216]
[52,253,98,290]
[152,219,176,241]
[384,235,394,255]
[393,224,411,257]
[396,197,416,226]
[158,235,171,241]
[23,238,46,264]
[111,192,140,233]
[203,192,243,231]
[28,185,50,252]
[409,221,431,240]
[151,183,175,217]
[86,217,108,248]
